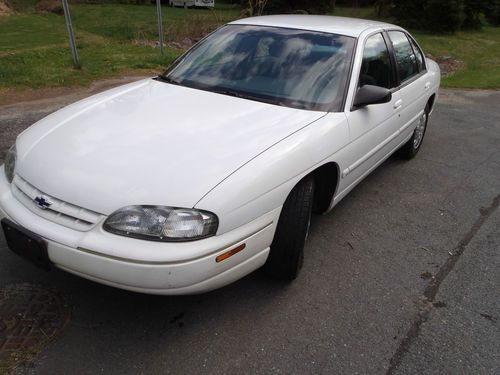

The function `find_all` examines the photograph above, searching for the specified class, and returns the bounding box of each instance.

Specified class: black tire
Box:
[399,103,430,159]
[263,176,315,281]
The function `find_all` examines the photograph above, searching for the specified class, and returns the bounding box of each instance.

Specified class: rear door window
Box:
[408,36,426,72]
[388,31,419,83]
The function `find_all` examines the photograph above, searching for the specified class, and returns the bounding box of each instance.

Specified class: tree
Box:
[391,0,464,33]
[425,0,464,32]
[390,0,426,29]
[265,0,334,13]
[463,0,486,28]
[484,0,500,25]
[247,0,269,15]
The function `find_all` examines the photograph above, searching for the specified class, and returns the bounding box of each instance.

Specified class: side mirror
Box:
[353,85,392,108]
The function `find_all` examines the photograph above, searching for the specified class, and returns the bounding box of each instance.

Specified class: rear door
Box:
[386,30,430,141]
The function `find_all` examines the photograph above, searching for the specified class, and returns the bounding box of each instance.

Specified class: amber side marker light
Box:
[216,244,246,263]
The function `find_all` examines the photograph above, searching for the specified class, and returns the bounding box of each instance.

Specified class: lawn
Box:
[0,4,499,92]
[413,27,500,89]
[333,6,500,89]
[0,4,239,90]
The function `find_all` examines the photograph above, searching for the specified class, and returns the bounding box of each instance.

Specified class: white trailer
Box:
[169,0,215,8]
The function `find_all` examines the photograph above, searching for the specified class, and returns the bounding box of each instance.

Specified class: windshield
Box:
[163,25,355,111]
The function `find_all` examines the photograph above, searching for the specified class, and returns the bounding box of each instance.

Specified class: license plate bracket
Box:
[1,218,51,271]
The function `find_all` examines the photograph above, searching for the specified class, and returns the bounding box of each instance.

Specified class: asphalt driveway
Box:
[0,88,499,374]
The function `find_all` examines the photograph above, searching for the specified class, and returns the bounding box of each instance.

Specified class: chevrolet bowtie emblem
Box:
[34,196,52,210]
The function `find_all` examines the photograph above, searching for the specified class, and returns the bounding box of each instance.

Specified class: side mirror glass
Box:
[353,85,392,108]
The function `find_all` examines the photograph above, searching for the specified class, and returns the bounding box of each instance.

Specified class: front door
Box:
[341,32,402,194]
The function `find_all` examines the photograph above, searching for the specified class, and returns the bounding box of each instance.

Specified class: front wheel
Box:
[399,104,430,159]
[263,176,315,281]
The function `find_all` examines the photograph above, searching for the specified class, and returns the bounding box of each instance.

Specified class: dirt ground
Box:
[0,1,13,16]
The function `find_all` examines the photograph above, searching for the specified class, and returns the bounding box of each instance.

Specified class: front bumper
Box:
[0,167,279,295]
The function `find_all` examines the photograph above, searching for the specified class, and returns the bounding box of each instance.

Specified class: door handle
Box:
[394,99,403,109]
[425,82,431,90]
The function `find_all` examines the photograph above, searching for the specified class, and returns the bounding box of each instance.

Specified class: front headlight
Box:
[103,205,218,242]
[4,144,16,183]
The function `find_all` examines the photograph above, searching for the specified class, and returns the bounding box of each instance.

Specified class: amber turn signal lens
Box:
[215,244,246,263]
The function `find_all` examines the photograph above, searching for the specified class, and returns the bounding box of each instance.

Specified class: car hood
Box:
[16,79,325,215]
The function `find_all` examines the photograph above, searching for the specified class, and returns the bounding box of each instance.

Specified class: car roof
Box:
[230,15,397,37]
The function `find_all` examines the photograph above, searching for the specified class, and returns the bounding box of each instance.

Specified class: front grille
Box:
[12,175,104,231]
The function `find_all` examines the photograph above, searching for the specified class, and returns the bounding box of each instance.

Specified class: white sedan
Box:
[0,16,440,294]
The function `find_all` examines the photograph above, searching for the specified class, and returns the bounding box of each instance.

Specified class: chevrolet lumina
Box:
[0,16,440,295]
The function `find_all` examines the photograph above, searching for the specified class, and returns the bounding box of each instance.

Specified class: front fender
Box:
[195,112,350,234]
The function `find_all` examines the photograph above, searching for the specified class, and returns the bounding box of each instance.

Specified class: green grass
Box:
[0,41,178,88]
[0,4,239,91]
[71,4,238,42]
[413,27,500,89]
[0,4,499,92]
[0,13,69,53]
[331,6,500,89]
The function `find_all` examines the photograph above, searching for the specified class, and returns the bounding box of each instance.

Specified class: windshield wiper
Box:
[213,88,247,99]
[213,88,282,106]
[155,74,181,86]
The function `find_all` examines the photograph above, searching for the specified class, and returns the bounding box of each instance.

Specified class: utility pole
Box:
[156,0,164,55]
[61,0,80,67]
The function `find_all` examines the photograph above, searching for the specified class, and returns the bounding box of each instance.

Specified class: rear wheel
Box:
[263,176,315,281]
[399,104,430,159]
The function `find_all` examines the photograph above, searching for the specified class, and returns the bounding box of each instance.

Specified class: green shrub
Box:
[35,0,64,15]
[8,0,37,11]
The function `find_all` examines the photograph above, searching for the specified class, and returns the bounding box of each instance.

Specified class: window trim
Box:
[163,24,357,113]
[407,33,427,72]
[382,31,399,91]
[385,29,428,90]
[338,36,359,112]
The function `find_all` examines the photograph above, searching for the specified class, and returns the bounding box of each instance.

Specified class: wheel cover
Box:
[413,112,427,149]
